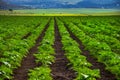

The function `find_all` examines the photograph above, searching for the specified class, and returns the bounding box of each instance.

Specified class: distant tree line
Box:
[9,9,13,12]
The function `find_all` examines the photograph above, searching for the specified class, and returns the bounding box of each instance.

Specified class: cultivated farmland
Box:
[0,16,120,80]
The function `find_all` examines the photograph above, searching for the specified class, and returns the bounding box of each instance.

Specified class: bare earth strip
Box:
[50,19,76,80]
[13,20,50,80]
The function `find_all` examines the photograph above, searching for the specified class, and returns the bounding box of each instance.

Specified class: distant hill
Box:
[0,0,120,9]
[0,0,29,9]
[72,0,120,8]
[0,0,10,9]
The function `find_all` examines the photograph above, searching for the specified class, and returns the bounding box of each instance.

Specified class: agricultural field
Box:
[0,16,120,80]
[0,8,120,16]
[14,8,120,14]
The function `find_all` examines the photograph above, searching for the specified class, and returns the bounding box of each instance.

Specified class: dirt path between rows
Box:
[64,24,117,80]
[13,20,50,80]
[22,32,31,39]
[50,19,76,80]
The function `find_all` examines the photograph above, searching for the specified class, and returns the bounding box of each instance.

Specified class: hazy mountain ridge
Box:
[74,0,120,8]
[0,0,12,9]
[0,0,120,9]
[0,0,29,9]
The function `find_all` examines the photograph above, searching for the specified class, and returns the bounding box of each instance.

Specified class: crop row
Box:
[61,16,120,40]
[74,24,120,54]
[56,18,100,80]
[60,17,120,79]
[0,16,120,80]
[28,18,55,80]
[0,17,50,79]
[0,16,44,41]
[28,18,101,80]
[66,17,120,54]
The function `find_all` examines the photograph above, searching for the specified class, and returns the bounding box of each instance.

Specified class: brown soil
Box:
[50,19,76,80]
[64,24,117,80]
[13,21,50,80]
[22,32,31,39]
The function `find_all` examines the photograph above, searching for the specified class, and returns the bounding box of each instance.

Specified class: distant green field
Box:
[0,8,120,16]
[15,8,120,14]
